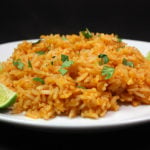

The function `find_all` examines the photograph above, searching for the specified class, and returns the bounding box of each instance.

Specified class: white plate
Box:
[0,39,150,130]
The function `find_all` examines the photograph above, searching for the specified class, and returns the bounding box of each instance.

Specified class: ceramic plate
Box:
[0,39,150,130]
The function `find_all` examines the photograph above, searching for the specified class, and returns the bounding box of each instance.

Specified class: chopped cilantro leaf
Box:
[35,51,46,55]
[81,28,92,39]
[116,35,122,42]
[28,60,32,68]
[59,55,74,75]
[122,58,134,67]
[62,36,67,41]
[33,77,45,84]
[61,54,69,62]
[58,68,68,75]
[62,60,74,68]
[50,61,54,65]
[13,59,24,70]
[117,38,122,42]
[98,54,109,65]
[77,86,86,89]
[101,66,115,79]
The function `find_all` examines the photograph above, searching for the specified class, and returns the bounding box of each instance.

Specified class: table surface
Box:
[0,120,150,150]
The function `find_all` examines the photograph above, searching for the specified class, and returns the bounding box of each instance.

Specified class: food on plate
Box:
[0,83,17,109]
[146,51,150,60]
[0,29,150,119]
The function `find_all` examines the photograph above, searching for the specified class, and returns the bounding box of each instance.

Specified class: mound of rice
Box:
[0,31,150,119]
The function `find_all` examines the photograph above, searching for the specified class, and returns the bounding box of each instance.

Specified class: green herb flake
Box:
[62,36,67,41]
[81,28,92,39]
[33,77,45,84]
[61,54,69,62]
[35,51,46,55]
[98,54,109,65]
[52,56,56,58]
[59,55,74,75]
[101,66,115,79]
[116,35,122,42]
[122,58,134,67]
[13,59,24,70]
[58,68,68,75]
[117,38,122,42]
[62,60,74,68]
[77,86,86,89]
[28,60,32,68]
[50,61,54,65]
[32,39,42,45]
[97,34,101,37]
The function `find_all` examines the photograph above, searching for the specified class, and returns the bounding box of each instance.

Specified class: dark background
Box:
[0,0,150,43]
[0,0,150,149]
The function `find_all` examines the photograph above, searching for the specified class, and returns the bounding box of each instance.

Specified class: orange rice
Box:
[1,32,150,119]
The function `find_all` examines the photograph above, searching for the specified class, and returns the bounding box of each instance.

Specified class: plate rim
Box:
[0,111,150,129]
[0,39,150,130]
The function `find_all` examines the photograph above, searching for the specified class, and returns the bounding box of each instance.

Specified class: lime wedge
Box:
[0,63,3,72]
[146,51,150,60]
[0,83,17,109]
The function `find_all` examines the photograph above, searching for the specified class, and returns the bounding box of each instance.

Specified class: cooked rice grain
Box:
[0,32,150,119]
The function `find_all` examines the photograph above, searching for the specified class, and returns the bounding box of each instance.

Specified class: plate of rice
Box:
[0,29,150,129]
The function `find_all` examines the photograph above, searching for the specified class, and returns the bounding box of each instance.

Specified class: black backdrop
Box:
[1,0,150,150]
[0,0,150,43]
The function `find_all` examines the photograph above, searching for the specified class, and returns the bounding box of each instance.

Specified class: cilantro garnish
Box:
[61,54,69,62]
[98,54,109,65]
[28,60,32,68]
[50,61,54,65]
[59,54,74,75]
[13,59,24,70]
[62,36,67,41]
[50,56,56,65]
[61,60,74,68]
[101,66,115,79]
[58,68,68,75]
[117,37,122,42]
[116,35,122,42]
[33,77,45,84]
[122,58,134,67]
[81,28,92,39]
[35,51,46,55]
[77,86,86,89]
